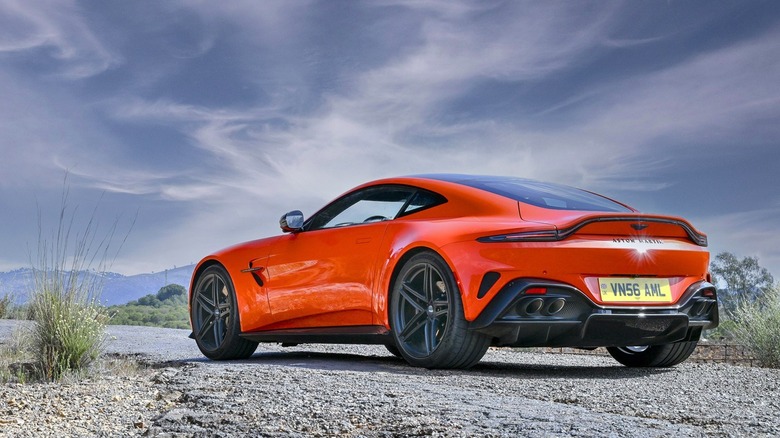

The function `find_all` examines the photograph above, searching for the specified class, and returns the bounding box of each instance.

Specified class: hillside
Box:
[0,265,195,305]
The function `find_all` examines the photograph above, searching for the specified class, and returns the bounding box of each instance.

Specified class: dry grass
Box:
[0,292,11,319]
[732,285,780,368]
[0,327,33,383]
[26,175,131,381]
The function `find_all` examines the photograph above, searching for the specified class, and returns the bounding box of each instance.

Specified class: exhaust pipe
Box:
[547,298,566,315]
[525,298,544,314]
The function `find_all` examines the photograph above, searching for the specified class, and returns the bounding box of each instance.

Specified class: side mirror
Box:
[280,210,304,233]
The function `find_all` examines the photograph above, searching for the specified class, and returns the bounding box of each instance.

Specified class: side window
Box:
[399,189,447,217]
[323,197,406,228]
[307,186,416,230]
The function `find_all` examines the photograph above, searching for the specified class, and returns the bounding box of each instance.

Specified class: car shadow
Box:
[470,360,674,380]
[170,349,675,379]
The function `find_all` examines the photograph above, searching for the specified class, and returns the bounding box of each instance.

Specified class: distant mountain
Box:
[0,265,195,306]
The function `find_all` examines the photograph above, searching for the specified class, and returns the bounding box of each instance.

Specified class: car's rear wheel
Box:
[606,340,698,367]
[389,252,490,369]
[191,265,258,360]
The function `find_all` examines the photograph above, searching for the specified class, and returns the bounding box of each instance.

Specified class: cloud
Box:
[177,1,625,193]
[584,28,780,144]
[0,68,122,191]
[99,4,780,223]
[0,0,120,79]
[334,2,615,125]
[2,1,779,275]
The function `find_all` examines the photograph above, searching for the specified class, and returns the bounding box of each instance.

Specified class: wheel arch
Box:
[387,247,436,295]
[188,258,228,332]
[382,244,466,326]
[189,259,226,300]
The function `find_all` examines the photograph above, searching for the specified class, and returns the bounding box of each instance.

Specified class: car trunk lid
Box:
[515,203,707,246]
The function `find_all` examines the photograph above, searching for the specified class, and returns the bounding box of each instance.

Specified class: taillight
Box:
[525,287,547,295]
[477,229,559,242]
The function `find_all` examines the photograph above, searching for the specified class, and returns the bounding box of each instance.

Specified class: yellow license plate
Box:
[598,277,672,303]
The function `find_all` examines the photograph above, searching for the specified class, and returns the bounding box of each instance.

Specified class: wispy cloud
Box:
[101,4,780,238]
[0,0,120,78]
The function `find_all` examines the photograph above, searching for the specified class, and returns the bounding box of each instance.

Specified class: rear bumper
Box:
[471,279,718,348]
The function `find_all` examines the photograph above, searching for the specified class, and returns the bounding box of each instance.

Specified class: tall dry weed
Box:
[29,177,131,380]
[0,291,11,318]
[732,285,780,368]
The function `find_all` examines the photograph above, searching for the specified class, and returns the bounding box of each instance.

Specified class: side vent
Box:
[477,272,501,299]
[241,260,265,287]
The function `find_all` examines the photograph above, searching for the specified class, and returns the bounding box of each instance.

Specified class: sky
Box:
[0,1,778,278]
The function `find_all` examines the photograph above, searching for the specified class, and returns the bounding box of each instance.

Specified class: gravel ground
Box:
[1,320,779,437]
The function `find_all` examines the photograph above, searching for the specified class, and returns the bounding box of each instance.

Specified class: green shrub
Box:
[28,179,127,381]
[0,292,11,319]
[731,285,780,368]
[156,284,187,303]
[704,318,737,342]
[29,281,108,380]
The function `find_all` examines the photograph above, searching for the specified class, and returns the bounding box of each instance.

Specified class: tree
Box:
[711,252,774,317]
[137,295,161,307]
[156,284,186,302]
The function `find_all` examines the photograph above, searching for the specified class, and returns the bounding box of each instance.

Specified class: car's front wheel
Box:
[389,252,490,369]
[191,265,258,360]
[384,343,402,358]
[606,340,698,367]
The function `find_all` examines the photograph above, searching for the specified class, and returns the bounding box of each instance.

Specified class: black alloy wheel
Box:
[390,252,490,369]
[191,265,258,360]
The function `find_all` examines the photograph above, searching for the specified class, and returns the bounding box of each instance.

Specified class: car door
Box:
[263,185,416,329]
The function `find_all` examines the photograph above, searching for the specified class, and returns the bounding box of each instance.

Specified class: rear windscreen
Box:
[427,175,633,212]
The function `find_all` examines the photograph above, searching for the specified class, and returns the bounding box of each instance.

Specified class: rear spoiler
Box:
[478,216,708,247]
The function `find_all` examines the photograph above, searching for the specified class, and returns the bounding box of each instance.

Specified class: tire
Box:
[607,341,699,367]
[389,252,490,369]
[191,265,258,360]
[384,344,402,358]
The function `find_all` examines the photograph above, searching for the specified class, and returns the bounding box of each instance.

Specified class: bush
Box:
[156,284,187,303]
[704,319,738,342]
[27,179,127,381]
[731,285,780,368]
[0,292,11,319]
[29,285,108,380]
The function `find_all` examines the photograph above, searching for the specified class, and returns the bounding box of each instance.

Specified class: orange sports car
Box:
[189,174,718,368]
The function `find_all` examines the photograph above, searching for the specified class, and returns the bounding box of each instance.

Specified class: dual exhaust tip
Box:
[522,297,566,316]
[691,299,715,317]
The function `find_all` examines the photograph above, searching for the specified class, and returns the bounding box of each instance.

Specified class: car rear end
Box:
[469,211,717,349]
